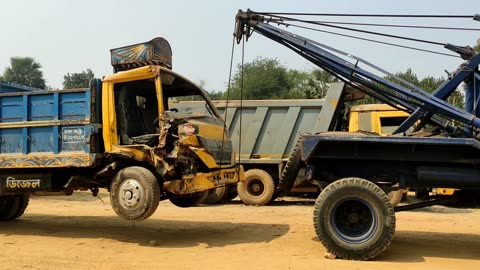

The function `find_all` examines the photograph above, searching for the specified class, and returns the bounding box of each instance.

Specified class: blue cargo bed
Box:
[0,88,100,168]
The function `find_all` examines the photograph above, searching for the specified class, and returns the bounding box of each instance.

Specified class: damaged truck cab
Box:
[0,37,243,222]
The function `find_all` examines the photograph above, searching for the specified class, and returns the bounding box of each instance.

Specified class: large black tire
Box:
[12,194,30,219]
[170,192,205,208]
[313,177,396,260]
[238,169,275,206]
[223,185,238,201]
[0,196,21,221]
[110,166,160,221]
[279,137,304,195]
[202,186,227,204]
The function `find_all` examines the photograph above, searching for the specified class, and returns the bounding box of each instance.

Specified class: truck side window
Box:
[114,79,158,145]
[380,116,407,135]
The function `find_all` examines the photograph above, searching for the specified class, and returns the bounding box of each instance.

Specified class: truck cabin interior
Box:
[114,71,217,147]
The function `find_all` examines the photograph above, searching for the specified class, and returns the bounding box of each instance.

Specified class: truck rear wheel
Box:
[313,177,396,260]
[0,196,21,221]
[12,194,30,219]
[201,186,227,204]
[170,192,205,208]
[223,185,238,201]
[110,166,160,221]
[238,169,275,206]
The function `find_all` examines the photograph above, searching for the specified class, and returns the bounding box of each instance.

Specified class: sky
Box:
[0,0,479,92]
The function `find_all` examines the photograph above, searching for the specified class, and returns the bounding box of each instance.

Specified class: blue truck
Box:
[0,37,243,222]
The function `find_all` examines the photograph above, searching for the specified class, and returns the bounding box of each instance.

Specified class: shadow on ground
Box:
[313,230,480,263]
[0,214,289,249]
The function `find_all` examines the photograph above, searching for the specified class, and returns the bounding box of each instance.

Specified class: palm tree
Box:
[2,57,46,89]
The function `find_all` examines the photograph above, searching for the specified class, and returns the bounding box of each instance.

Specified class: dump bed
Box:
[175,99,325,163]
[0,87,101,168]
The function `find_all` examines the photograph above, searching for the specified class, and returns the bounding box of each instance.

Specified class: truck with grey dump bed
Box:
[176,83,409,206]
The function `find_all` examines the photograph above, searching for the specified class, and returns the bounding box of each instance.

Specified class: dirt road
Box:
[0,192,479,270]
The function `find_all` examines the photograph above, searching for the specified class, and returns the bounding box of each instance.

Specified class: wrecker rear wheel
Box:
[238,169,275,206]
[313,177,396,260]
[110,166,160,221]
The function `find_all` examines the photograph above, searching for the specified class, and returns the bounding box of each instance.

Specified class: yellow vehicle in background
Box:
[348,104,410,135]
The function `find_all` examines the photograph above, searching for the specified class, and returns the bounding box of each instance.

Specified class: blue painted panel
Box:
[29,94,54,121]
[60,92,87,120]
[60,126,87,152]
[0,89,97,161]
[0,128,23,154]
[0,96,23,122]
[29,126,54,152]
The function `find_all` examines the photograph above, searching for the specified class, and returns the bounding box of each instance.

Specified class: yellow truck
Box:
[0,37,243,222]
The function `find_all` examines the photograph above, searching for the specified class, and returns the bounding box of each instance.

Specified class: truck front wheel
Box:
[313,177,396,260]
[110,166,160,221]
[238,169,275,206]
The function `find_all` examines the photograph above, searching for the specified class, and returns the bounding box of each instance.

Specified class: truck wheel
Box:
[313,177,396,260]
[238,169,275,206]
[110,166,160,221]
[12,194,30,219]
[223,185,238,201]
[0,196,21,221]
[202,186,227,204]
[170,192,205,208]
[279,137,303,195]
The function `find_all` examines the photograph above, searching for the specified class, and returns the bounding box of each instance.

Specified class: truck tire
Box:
[238,169,275,206]
[223,185,238,201]
[12,194,30,219]
[279,137,303,195]
[0,196,21,221]
[110,166,160,221]
[170,192,205,208]
[202,186,227,204]
[313,177,396,260]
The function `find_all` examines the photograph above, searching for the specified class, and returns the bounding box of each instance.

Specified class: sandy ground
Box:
[0,192,479,270]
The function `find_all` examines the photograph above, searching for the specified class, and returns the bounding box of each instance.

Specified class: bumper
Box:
[163,165,245,195]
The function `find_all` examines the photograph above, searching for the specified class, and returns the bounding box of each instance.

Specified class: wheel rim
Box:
[118,179,145,211]
[247,179,264,196]
[330,198,378,244]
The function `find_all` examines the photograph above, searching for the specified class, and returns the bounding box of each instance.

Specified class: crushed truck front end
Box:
[101,65,244,204]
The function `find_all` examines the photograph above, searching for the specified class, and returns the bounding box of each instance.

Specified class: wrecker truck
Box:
[235,10,480,260]
[0,38,243,222]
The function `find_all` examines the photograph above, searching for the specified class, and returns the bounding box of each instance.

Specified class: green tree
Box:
[228,57,292,100]
[63,69,94,89]
[2,57,46,89]
[304,69,337,99]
